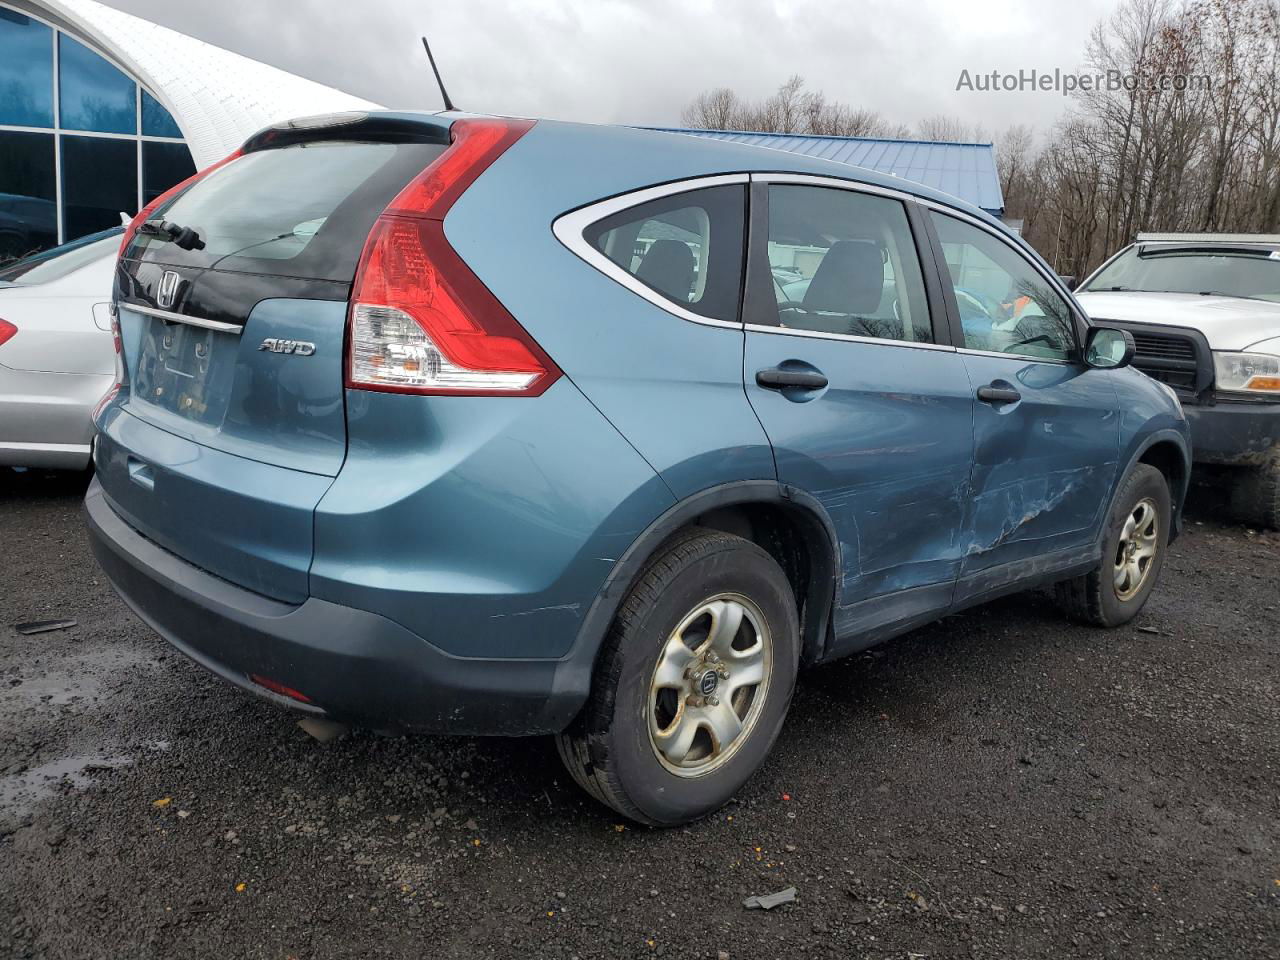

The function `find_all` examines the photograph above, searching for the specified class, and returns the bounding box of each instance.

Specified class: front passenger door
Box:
[927,211,1121,580]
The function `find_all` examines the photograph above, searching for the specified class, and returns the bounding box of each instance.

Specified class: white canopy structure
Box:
[17,0,383,167]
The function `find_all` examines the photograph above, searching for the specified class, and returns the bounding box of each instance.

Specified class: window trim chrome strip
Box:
[748,171,921,205]
[552,174,750,330]
[956,346,1076,367]
[122,303,245,335]
[743,322,956,352]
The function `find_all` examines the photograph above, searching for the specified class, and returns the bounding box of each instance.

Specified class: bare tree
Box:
[680,77,906,138]
[917,115,988,143]
[680,87,743,130]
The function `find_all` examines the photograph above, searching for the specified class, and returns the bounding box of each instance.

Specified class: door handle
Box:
[976,384,1021,404]
[756,368,829,390]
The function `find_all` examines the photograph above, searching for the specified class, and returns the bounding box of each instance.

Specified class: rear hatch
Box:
[98,116,450,602]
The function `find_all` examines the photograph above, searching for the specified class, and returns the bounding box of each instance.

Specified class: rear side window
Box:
[128,140,447,282]
[763,185,933,343]
[582,185,745,323]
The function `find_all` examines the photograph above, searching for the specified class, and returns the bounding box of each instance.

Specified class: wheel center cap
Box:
[697,670,720,697]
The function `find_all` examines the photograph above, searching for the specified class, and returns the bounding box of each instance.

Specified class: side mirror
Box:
[1059,274,1079,292]
[1085,326,1135,369]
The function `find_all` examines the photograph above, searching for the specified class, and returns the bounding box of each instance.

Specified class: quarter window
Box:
[583,185,745,324]
[764,185,933,343]
[931,212,1076,362]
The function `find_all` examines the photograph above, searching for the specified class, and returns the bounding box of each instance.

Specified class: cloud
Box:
[103,0,1118,133]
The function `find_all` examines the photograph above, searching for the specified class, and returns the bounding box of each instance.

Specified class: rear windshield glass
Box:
[127,140,446,282]
[1083,246,1280,302]
[0,228,120,285]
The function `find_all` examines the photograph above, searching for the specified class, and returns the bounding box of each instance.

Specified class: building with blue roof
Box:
[646,127,1005,219]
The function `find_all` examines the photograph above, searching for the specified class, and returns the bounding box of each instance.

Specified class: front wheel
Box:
[556,530,799,826]
[1229,451,1280,530]
[1056,463,1171,627]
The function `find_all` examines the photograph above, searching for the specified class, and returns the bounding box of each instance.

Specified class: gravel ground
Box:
[1,469,1278,959]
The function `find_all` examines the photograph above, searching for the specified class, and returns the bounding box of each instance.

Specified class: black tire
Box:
[1056,463,1171,627]
[1229,452,1280,531]
[556,529,799,826]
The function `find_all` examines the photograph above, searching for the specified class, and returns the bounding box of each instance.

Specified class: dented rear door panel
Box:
[745,335,974,606]
[959,355,1120,574]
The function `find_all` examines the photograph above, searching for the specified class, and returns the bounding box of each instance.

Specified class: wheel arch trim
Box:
[549,480,841,726]
[1120,428,1193,539]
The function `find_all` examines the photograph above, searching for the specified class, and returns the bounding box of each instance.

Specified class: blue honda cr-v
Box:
[85,111,1190,825]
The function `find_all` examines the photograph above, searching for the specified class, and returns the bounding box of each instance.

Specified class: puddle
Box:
[0,740,169,824]
[1,643,156,708]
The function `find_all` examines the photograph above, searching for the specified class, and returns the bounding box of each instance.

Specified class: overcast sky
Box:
[105,0,1118,138]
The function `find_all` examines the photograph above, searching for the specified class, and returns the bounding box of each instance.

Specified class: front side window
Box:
[931,212,1076,362]
[764,185,933,343]
[583,185,745,323]
[1081,245,1280,303]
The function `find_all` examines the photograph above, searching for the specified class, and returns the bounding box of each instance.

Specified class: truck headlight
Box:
[1213,351,1280,394]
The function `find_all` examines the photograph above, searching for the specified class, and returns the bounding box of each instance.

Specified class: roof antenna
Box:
[421,36,457,112]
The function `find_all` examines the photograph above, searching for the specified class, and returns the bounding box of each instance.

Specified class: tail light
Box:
[91,304,126,424]
[120,150,243,256]
[346,118,560,397]
[107,302,127,387]
[0,318,15,348]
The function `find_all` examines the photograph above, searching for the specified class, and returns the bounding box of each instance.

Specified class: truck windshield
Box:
[1082,247,1280,302]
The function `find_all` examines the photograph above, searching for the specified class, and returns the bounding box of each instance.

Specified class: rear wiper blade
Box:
[137,219,205,251]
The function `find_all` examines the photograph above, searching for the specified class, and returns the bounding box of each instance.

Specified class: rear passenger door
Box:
[742,176,974,635]
[925,211,1121,583]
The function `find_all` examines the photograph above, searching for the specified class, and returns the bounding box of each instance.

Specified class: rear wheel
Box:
[1056,463,1171,627]
[556,530,799,826]
[1229,452,1280,530]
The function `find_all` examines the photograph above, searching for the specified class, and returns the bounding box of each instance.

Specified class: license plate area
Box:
[133,318,238,426]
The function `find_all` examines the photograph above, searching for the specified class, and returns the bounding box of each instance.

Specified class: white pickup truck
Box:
[1075,233,1280,528]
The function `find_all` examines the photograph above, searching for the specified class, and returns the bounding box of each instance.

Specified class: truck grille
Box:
[1103,324,1210,398]
[1132,333,1197,363]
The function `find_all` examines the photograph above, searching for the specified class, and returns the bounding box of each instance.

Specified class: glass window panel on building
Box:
[0,130,56,259]
[61,134,136,240]
[0,6,196,257]
[0,9,54,127]
[141,89,182,139]
[143,140,196,204]
[58,33,136,134]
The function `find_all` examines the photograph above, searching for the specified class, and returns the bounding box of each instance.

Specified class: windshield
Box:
[1082,246,1280,302]
[0,228,121,285]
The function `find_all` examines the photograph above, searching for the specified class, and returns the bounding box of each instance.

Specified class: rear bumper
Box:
[1184,400,1280,467]
[84,477,586,735]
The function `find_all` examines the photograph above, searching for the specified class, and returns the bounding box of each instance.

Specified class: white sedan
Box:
[0,229,119,470]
